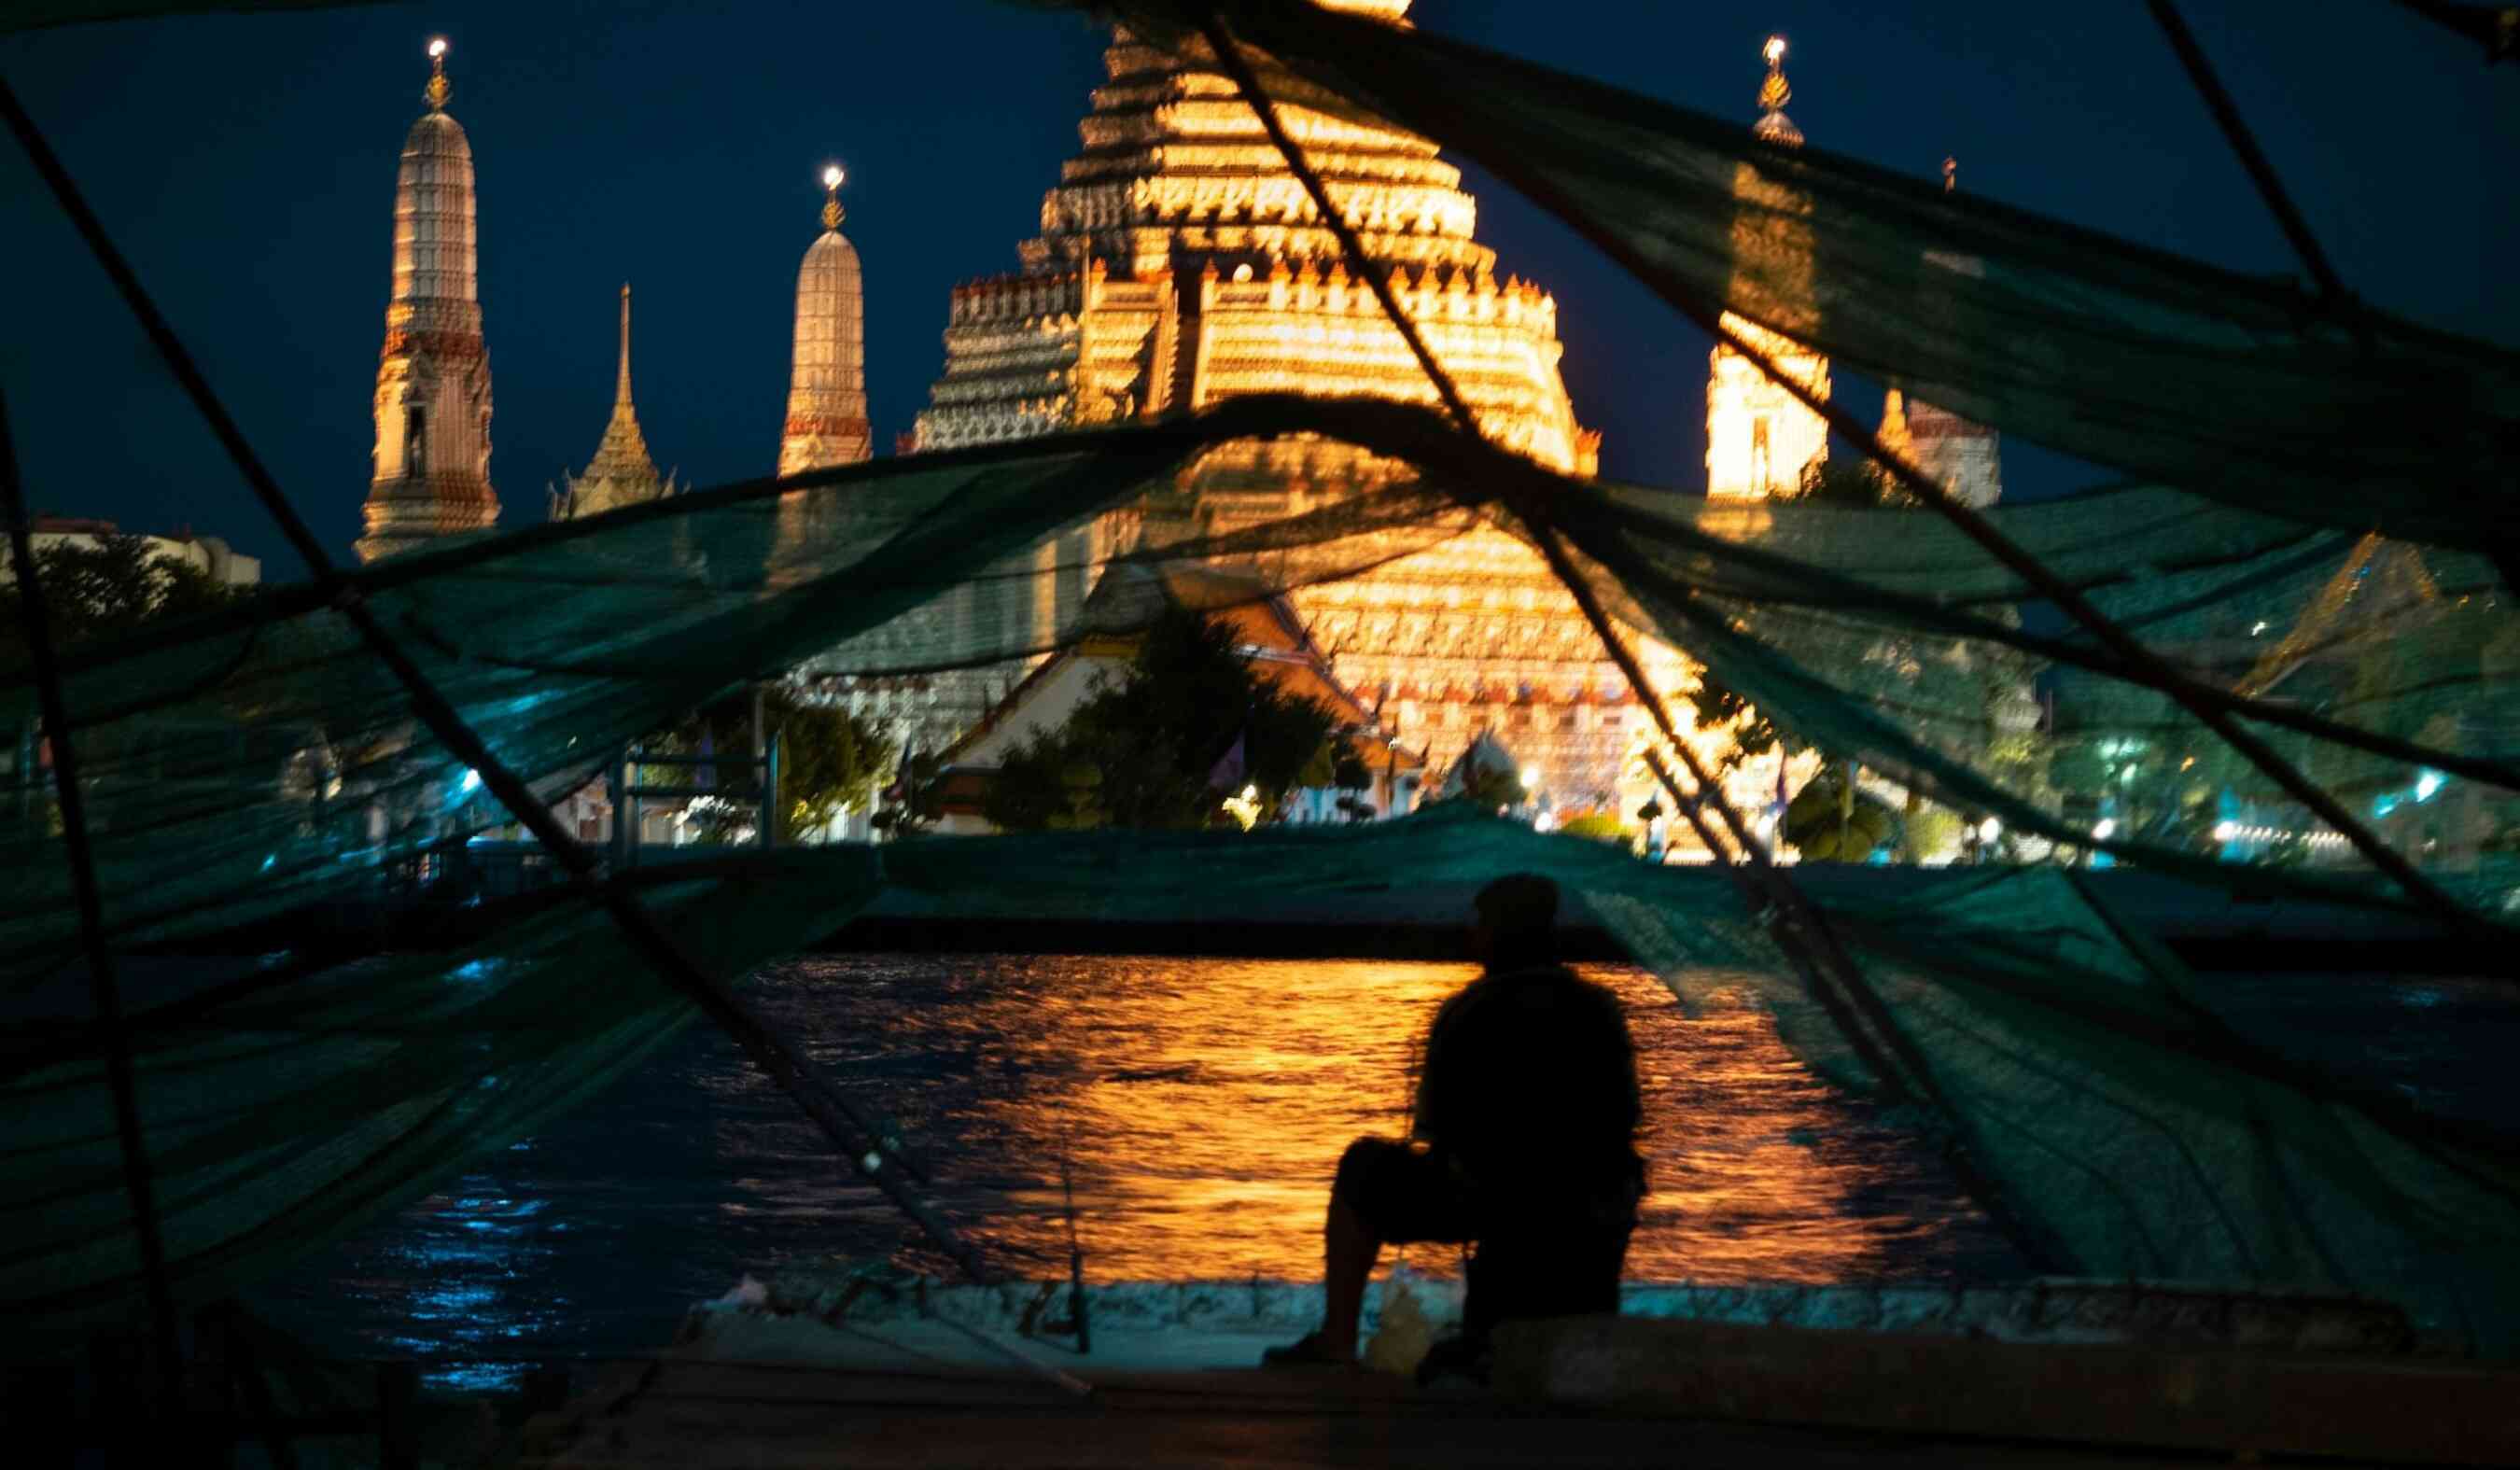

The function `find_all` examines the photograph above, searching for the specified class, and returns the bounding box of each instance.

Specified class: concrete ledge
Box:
[1491,1313,2520,1464]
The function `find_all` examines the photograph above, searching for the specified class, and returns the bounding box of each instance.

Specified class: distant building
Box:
[17,515,262,588]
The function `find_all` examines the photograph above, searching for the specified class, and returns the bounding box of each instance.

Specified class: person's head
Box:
[1472,873,1559,971]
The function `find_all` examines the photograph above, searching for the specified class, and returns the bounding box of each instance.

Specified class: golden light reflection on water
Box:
[790,955,1999,1284]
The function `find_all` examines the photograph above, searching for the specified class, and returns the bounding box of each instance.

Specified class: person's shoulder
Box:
[1488,964,1620,1007]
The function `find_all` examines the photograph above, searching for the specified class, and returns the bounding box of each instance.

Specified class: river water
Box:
[257,954,2024,1391]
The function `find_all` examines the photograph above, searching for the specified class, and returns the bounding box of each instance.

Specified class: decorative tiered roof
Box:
[358,38,499,562]
[778,167,872,477]
[551,285,675,519]
[913,0,1593,473]
[896,1,1750,814]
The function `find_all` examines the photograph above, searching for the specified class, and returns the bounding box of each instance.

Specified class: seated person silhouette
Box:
[1265,873,1645,1370]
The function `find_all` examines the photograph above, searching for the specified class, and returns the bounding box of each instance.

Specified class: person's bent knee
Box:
[1332,1136,1408,1203]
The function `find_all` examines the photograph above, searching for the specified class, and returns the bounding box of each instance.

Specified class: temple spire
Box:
[1706,32,1827,498]
[1754,35,1802,146]
[615,282,635,408]
[552,282,672,520]
[358,36,497,561]
[778,164,872,476]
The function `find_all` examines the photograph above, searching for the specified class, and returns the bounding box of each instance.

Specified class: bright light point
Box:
[2213,820,2238,843]
[2415,769,2444,802]
[1764,35,1785,63]
[2250,621,2268,636]
[427,37,448,59]
[1520,764,1540,790]
[2091,819,2116,841]
[459,768,482,794]
[1977,818,2001,842]
[822,165,844,189]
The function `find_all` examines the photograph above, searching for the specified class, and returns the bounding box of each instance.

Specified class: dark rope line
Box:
[1532,517,2074,1270]
[1193,0,2436,1264]
[0,389,184,1400]
[1197,3,1968,1116]
[1351,63,2481,931]
[1561,497,2520,795]
[1183,0,2483,924]
[2145,0,2350,304]
[1,76,995,1285]
[1191,7,1481,438]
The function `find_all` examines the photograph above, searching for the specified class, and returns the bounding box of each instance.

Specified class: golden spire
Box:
[615,283,634,408]
[1943,155,1958,193]
[1757,35,1790,114]
[820,164,846,231]
[424,35,451,112]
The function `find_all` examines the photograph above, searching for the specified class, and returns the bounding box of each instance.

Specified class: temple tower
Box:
[551,285,675,519]
[903,0,1729,813]
[358,38,498,562]
[777,168,873,477]
[1705,36,1831,501]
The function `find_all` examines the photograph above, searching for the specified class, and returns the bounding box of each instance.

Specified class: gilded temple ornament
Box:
[1758,35,1790,113]
[425,36,451,112]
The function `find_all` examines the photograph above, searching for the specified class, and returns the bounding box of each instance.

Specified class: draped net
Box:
[5,2,2519,1361]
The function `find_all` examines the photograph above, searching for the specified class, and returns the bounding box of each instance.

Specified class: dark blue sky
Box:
[5,1,2513,580]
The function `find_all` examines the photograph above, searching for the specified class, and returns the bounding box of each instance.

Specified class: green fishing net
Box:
[5,2,2518,1364]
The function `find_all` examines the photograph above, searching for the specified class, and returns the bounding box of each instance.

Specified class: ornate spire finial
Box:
[820,164,846,231]
[1757,35,1790,113]
[616,283,634,408]
[424,36,451,112]
[1943,155,1958,193]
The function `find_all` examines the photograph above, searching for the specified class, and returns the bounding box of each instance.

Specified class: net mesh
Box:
[4,0,2518,1362]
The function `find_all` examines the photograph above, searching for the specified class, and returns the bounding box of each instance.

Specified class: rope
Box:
[0,76,996,1287]
[0,387,185,1405]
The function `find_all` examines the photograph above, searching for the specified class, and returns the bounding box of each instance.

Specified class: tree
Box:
[1781,760,1901,861]
[1791,455,1911,510]
[871,749,950,839]
[983,607,1342,831]
[664,682,893,842]
[2,533,233,662]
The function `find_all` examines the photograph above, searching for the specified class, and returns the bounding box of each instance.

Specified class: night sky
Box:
[5,1,2513,581]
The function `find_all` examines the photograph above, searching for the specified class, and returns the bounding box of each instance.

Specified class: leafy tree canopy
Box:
[984,607,1343,832]
[3,533,234,664]
[661,683,893,842]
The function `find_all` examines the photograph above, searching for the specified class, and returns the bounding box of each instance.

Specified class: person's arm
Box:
[1410,986,1471,1142]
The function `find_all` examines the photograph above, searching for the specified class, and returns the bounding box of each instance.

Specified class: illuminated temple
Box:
[358,40,498,563]
[907,0,1717,811]
[343,21,1989,833]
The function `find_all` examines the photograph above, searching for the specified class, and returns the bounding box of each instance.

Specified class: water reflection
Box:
[261,955,2019,1388]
